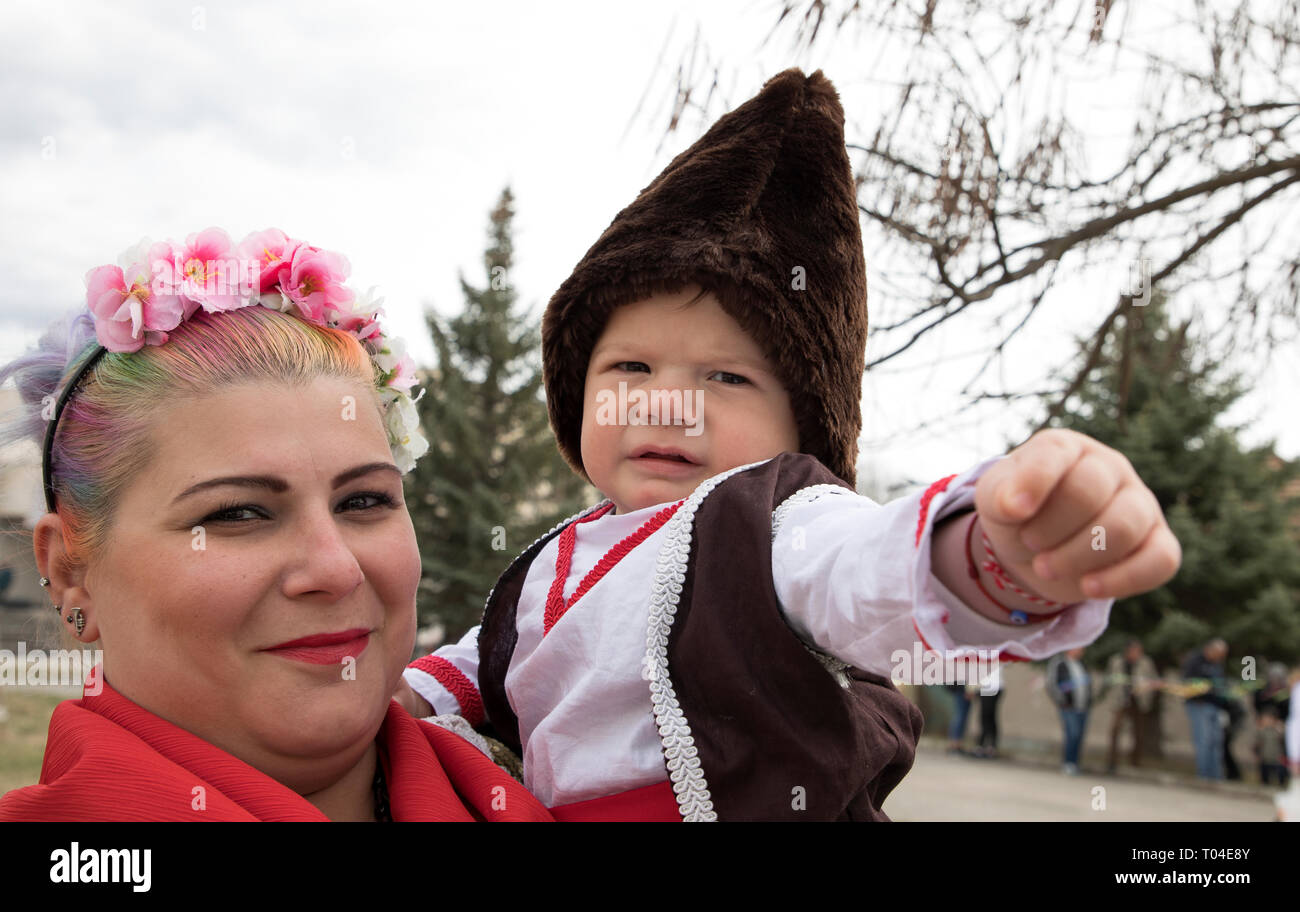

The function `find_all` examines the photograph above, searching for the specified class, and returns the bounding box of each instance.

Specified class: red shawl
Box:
[0,669,552,822]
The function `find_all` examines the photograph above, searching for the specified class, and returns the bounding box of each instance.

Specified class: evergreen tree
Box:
[1038,292,1300,668]
[406,188,592,641]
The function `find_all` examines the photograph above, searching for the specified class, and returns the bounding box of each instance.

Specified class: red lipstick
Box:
[264,628,371,665]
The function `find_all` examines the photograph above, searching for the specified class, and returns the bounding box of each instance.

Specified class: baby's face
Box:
[579,286,799,513]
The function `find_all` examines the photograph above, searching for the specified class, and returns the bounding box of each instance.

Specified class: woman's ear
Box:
[33,513,100,643]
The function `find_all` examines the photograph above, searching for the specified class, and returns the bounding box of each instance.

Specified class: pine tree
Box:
[1039,292,1300,668]
[406,188,592,641]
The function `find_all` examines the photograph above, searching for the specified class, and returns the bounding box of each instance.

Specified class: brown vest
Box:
[478,453,923,820]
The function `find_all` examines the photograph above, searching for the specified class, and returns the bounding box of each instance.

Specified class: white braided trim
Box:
[769,484,853,542]
[643,460,770,822]
[771,484,856,689]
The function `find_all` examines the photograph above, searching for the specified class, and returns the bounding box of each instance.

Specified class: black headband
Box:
[41,344,109,514]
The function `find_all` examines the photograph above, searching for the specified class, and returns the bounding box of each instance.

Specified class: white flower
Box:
[372,335,407,375]
[353,284,386,314]
[382,388,429,473]
[116,237,154,271]
[251,287,294,313]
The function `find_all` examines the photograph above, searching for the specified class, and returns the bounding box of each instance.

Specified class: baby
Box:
[398,69,1180,820]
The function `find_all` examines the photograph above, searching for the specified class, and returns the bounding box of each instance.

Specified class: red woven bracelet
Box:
[963,512,1068,626]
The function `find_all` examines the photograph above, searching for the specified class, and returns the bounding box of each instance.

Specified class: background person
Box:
[1180,638,1230,781]
[1100,638,1159,772]
[1045,647,1094,775]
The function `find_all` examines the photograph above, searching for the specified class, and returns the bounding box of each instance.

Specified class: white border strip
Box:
[643,460,771,822]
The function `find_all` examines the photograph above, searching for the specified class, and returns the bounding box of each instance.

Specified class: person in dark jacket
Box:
[1181,638,1230,780]
[1046,648,1093,774]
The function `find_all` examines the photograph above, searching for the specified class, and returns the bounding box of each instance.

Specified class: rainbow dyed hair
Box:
[0,230,428,566]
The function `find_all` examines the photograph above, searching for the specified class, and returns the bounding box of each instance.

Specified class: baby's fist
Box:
[973,429,1181,604]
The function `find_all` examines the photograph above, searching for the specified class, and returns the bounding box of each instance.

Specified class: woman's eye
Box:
[199,492,397,525]
[338,491,398,512]
[707,370,749,385]
[202,502,266,524]
[613,361,650,373]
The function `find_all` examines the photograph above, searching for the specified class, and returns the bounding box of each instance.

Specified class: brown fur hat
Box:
[542,67,867,486]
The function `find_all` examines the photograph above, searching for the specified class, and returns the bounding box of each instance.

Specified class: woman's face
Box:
[83,376,419,792]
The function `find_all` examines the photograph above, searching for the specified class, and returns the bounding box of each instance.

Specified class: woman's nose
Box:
[282,507,365,601]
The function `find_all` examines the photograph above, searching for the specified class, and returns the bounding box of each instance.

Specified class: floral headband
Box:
[41,227,429,513]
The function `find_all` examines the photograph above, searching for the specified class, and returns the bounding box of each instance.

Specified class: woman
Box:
[1045,647,1093,775]
[0,227,552,821]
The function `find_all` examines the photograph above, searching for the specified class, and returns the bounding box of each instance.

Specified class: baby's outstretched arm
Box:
[931,428,1181,623]
[771,432,1179,678]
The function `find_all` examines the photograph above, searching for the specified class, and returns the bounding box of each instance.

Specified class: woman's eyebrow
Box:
[171,462,400,504]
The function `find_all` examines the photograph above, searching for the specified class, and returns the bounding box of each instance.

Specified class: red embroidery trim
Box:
[915,474,958,546]
[912,620,1029,664]
[543,500,684,637]
[408,655,485,728]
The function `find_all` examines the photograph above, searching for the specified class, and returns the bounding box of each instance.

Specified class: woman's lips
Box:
[264,628,371,666]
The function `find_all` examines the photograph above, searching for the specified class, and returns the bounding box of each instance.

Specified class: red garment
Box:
[550,781,681,822]
[0,668,552,822]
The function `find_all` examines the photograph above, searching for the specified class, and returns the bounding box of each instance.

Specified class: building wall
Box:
[1,386,60,651]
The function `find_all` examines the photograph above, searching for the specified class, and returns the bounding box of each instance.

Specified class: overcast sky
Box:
[1,0,1295,496]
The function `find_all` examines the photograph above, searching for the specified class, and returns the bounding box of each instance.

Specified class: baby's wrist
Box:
[966,513,1071,626]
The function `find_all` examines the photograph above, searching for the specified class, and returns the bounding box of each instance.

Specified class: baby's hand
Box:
[393,677,434,719]
[974,429,1181,604]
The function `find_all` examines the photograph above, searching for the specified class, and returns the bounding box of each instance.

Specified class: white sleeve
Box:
[771,456,1112,680]
[402,624,482,719]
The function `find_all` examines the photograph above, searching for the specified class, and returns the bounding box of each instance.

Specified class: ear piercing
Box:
[42,578,83,635]
[65,608,86,636]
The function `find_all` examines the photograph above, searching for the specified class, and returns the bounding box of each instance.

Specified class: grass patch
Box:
[0,689,73,795]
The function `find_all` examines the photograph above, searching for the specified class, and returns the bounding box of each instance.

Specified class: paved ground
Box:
[885,744,1279,821]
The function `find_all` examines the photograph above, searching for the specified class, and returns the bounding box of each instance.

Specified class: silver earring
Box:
[65,608,85,636]
[39,577,50,587]
[53,603,62,614]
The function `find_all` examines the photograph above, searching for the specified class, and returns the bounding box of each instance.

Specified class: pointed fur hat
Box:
[542,67,867,486]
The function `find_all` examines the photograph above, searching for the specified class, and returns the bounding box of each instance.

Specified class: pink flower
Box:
[141,239,183,300]
[85,261,186,353]
[279,244,354,323]
[324,291,384,342]
[386,351,418,391]
[174,227,246,312]
[238,228,301,296]
[327,304,382,342]
[330,310,383,342]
